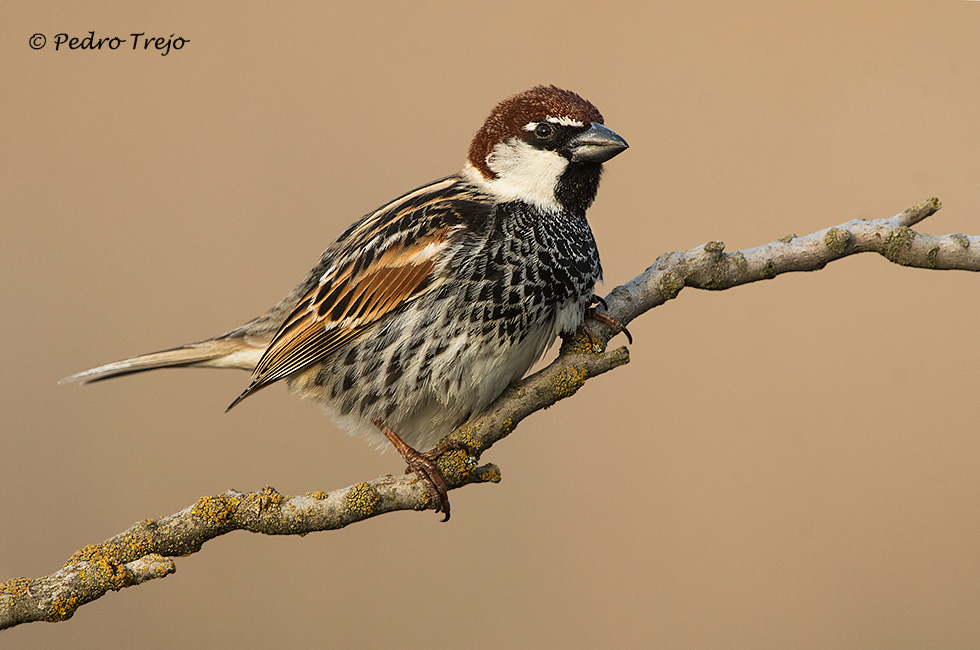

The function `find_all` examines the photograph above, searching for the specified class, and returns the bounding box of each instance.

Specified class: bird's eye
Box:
[534,122,554,139]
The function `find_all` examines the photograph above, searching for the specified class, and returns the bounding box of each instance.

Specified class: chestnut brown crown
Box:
[467,85,605,180]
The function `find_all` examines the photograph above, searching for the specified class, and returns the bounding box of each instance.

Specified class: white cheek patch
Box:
[468,138,568,213]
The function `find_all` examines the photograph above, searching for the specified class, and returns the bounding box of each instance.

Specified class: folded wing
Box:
[227,201,467,410]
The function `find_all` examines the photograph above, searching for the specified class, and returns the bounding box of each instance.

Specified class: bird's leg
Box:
[374,420,451,522]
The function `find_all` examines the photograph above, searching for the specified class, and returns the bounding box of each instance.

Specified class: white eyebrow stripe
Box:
[545,115,584,127]
[523,115,586,131]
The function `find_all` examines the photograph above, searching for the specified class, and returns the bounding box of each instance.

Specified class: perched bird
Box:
[62,85,629,520]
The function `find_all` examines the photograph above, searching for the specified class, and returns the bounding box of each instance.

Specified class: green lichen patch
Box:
[245,485,286,513]
[881,226,917,265]
[140,554,175,580]
[658,270,684,300]
[824,227,853,255]
[926,246,940,268]
[64,544,137,596]
[729,251,748,275]
[413,488,433,511]
[0,576,32,603]
[475,463,502,484]
[553,366,589,399]
[703,251,747,290]
[561,327,605,355]
[436,449,476,484]
[450,426,486,455]
[910,196,942,215]
[344,482,382,516]
[779,234,798,243]
[951,233,970,249]
[191,493,240,526]
[47,594,80,621]
[761,259,777,280]
[67,543,117,567]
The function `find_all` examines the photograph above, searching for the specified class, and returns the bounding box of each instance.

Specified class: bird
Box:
[62,85,629,520]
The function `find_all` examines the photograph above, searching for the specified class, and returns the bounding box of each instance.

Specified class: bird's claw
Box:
[585,295,633,344]
[590,294,609,311]
[402,451,451,522]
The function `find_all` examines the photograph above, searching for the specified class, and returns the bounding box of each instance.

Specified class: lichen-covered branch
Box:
[589,198,975,342]
[2,197,975,630]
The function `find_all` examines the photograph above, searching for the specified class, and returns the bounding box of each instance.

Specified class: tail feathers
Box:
[60,337,265,385]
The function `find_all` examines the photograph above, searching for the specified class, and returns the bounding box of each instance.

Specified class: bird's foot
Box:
[375,421,451,521]
[584,294,633,345]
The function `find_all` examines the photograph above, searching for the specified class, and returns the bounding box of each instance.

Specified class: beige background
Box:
[2,1,979,648]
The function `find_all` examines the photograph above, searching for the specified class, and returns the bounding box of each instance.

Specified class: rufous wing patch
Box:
[227,231,450,408]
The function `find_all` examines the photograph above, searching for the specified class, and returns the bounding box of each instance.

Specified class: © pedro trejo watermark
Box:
[29,32,189,56]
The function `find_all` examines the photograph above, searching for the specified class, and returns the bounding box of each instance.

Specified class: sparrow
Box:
[63,85,629,520]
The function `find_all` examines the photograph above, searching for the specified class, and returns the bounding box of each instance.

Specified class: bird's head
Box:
[465,85,628,215]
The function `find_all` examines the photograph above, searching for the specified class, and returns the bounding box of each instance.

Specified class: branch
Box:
[597,197,975,338]
[3,197,975,630]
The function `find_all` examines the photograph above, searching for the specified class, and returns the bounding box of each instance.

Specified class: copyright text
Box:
[29,32,190,56]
